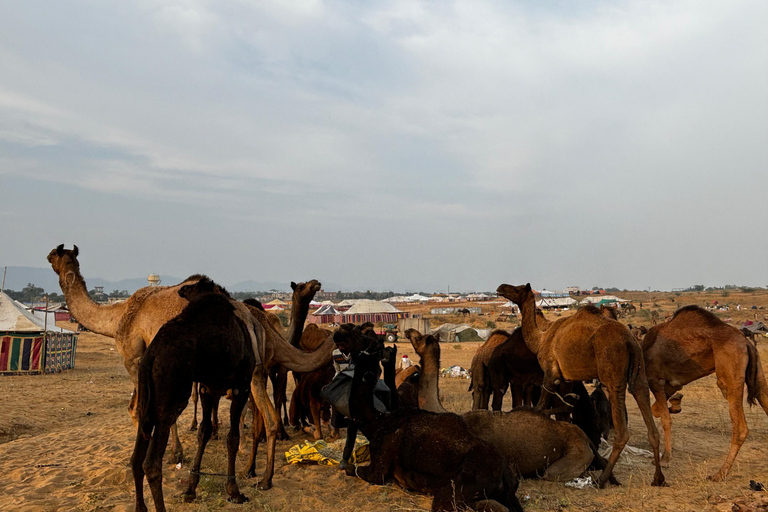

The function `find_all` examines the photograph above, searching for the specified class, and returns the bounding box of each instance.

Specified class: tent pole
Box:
[1,266,6,291]
[44,294,49,331]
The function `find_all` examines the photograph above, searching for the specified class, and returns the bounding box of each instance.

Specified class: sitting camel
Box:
[342,327,523,512]
[497,283,665,488]
[49,245,333,489]
[132,278,254,512]
[641,305,768,480]
[406,328,612,483]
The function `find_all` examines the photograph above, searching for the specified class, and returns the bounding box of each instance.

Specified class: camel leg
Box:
[144,424,171,512]
[189,383,199,431]
[630,384,665,486]
[245,397,263,479]
[542,443,593,482]
[225,392,249,504]
[512,383,524,409]
[251,368,279,490]
[709,370,748,481]
[491,382,508,411]
[597,387,628,489]
[130,428,151,512]
[310,399,324,440]
[211,395,221,440]
[169,423,184,465]
[651,389,673,467]
[183,393,215,502]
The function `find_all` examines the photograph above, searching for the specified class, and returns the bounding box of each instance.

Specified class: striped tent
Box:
[0,291,77,375]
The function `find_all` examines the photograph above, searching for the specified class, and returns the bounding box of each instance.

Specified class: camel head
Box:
[47,244,80,277]
[178,276,229,301]
[334,324,382,359]
[496,283,532,306]
[291,280,322,304]
[406,330,439,358]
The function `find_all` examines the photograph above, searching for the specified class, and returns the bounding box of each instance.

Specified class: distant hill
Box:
[0,267,336,294]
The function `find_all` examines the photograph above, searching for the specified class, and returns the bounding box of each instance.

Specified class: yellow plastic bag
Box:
[285,435,369,466]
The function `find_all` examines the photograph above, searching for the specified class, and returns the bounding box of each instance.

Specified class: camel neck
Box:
[418,344,447,413]
[267,316,334,372]
[519,295,542,354]
[285,293,310,347]
[59,269,125,338]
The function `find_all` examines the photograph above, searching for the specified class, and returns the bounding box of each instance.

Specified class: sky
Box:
[1,0,766,293]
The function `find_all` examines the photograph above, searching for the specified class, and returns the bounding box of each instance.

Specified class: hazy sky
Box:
[1,0,766,292]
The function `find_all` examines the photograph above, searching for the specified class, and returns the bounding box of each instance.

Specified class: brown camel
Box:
[487,328,544,410]
[285,324,336,439]
[48,245,333,489]
[132,278,254,512]
[472,310,551,410]
[403,329,446,413]
[497,283,665,488]
[599,304,618,320]
[641,305,768,480]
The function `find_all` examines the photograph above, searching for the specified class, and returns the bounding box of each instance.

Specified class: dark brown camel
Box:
[497,283,665,488]
[486,328,544,411]
[471,310,551,410]
[131,278,254,512]
[641,305,768,480]
[342,328,523,512]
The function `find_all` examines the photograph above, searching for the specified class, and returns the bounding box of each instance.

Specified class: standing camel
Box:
[497,283,665,488]
[48,245,333,488]
[641,305,768,480]
[132,278,254,512]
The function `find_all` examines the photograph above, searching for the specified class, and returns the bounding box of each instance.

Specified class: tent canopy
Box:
[0,292,75,334]
[343,300,403,315]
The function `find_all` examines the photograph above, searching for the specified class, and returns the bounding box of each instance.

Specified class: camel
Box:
[403,329,446,413]
[486,328,544,410]
[406,327,613,485]
[342,328,523,512]
[132,278,255,512]
[496,283,665,488]
[288,363,335,440]
[470,310,550,411]
[599,304,618,320]
[48,244,333,489]
[641,305,768,480]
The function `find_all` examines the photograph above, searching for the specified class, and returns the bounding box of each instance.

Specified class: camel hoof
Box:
[256,480,272,491]
[189,422,198,431]
[182,491,196,503]
[245,468,257,479]
[708,473,725,482]
[277,431,290,441]
[228,493,249,504]
[651,475,667,487]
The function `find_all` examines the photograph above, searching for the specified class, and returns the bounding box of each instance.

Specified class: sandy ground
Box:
[2,297,768,512]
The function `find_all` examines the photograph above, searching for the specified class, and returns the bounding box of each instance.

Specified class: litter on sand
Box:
[285,435,369,466]
[565,476,594,489]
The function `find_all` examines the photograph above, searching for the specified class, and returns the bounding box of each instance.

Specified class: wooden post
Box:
[1,266,6,291]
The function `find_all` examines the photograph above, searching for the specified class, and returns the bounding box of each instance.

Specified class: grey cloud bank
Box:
[1,0,766,293]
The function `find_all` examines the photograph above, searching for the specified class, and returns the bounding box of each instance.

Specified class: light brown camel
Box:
[48,245,333,489]
[641,305,768,481]
[497,283,665,488]
[403,329,446,413]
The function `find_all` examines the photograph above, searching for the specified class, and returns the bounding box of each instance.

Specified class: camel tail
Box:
[745,341,761,407]
[625,338,643,395]
[137,354,155,439]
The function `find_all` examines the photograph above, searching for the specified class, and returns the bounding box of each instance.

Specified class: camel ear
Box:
[525,283,531,292]
[73,245,79,257]
[291,281,297,291]
[56,244,64,255]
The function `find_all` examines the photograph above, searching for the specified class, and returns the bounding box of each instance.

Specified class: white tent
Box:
[0,292,74,334]
[343,300,403,315]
